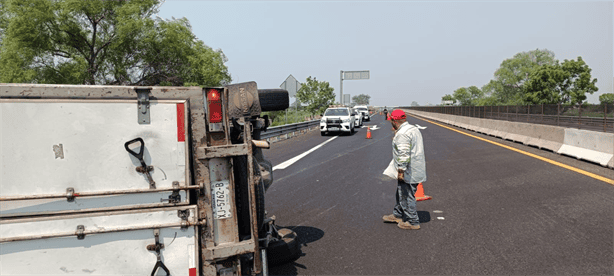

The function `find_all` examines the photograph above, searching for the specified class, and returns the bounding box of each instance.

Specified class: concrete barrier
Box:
[557,129,614,167]
[405,109,613,169]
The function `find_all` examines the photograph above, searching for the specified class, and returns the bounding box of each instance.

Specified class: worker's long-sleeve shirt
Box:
[392,122,427,184]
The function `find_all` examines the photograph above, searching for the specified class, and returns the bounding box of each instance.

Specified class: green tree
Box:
[467,85,483,105]
[0,0,230,86]
[453,87,471,105]
[476,96,499,106]
[352,94,371,105]
[490,48,557,104]
[453,86,482,105]
[599,93,614,104]
[410,101,419,106]
[522,63,566,104]
[559,57,598,105]
[441,94,456,104]
[523,57,598,105]
[295,76,335,115]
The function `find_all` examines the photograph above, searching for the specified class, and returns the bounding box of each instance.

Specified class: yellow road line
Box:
[408,113,614,186]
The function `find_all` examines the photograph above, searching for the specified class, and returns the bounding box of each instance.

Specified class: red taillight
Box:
[207,89,222,123]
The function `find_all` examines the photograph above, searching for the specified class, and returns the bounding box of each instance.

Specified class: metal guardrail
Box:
[261,120,320,139]
[404,104,614,133]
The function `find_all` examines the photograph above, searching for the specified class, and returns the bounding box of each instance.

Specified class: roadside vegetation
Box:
[262,108,316,127]
[441,49,605,107]
[0,0,230,87]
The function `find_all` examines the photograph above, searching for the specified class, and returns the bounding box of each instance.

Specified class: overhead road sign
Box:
[343,71,370,80]
[340,70,370,104]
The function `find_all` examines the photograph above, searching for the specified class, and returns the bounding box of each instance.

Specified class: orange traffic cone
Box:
[387,114,391,121]
[366,126,372,139]
[415,183,432,201]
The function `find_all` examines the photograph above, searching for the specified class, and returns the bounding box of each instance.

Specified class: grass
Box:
[262,108,318,127]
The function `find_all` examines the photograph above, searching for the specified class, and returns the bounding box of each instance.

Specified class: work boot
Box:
[398,221,420,230]
[382,214,402,223]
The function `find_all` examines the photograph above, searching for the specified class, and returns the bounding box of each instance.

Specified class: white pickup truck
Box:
[319,106,356,136]
[354,105,370,122]
[0,83,298,275]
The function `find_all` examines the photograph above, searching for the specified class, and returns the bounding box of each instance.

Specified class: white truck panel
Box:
[1,100,190,216]
[0,191,188,216]
[0,207,198,275]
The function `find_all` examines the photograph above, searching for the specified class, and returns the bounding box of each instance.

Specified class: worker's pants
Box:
[393,181,419,225]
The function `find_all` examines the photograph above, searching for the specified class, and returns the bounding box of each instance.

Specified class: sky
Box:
[158,0,613,106]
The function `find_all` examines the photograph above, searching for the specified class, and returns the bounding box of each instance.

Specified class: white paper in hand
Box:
[383,159,397,179]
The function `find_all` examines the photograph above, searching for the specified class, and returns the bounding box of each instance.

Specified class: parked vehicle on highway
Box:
[355,105,370,121]
[353,108,363,127]
[0,82,299,275]
[320,105,356,136]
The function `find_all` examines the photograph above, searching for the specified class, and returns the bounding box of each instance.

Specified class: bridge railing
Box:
[404,104,614,133]
[261,120,320,139]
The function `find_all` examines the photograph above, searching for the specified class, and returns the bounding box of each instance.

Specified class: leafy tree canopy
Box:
[558,57,598,104]
[295,76,335,115]
[352,94,371,105]
[599,93,614,105]
[0,0,230,86]
[523,57,598,105]
[491,48,557,104]
[453,85,482,106]
[441,94,455,104]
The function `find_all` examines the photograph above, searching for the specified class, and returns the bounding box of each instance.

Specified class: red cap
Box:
[391,109,406,120]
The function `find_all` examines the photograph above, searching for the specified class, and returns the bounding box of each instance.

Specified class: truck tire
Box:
[267,228,300,266]
[258,89,289,112]
[233,156,266,239]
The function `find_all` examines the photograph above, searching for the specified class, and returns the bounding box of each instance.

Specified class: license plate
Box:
[212,180,232,219]
[329,127,339,131]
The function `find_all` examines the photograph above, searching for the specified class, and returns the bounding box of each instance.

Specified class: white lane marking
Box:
[362,125,380,130]
[437,217,445,220]
[433,210,443,213]
[272,136,338,171]
[415,124,427,129]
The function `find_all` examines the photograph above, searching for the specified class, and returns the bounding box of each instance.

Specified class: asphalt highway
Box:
[263,114,614,275]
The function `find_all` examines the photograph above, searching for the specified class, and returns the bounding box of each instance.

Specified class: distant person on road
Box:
[383,108,388,120]
[382,109,426,230]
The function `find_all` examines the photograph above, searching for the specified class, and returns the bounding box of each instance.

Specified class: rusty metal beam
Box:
[196,144,249,159]
[202,240,256,261]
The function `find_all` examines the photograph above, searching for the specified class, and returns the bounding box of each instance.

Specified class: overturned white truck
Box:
[0,82,298,275]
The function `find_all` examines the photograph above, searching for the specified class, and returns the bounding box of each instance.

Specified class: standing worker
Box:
[383,107,388,121]
[382,109,427,230]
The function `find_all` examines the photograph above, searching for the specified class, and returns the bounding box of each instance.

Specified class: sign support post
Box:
[280,74,302,125]
[340,70,370,105]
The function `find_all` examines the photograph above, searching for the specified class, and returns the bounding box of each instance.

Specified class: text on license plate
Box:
[329,127,339,131]
[212,180,232,219]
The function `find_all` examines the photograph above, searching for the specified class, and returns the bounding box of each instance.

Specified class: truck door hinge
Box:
[136,88,151,125]
[76,225,85,240]
[178,209,190,228]
[161,181,181,204]
[66,187,75,202]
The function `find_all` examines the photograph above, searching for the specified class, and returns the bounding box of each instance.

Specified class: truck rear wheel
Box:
[267,228,300,266]
[233,156,265,240]
[258,89,289,112]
